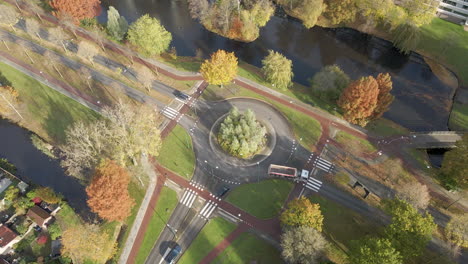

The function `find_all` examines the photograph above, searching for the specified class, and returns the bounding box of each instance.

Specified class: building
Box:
[0,225,19,255]
[437,0,468,25]
[26,205,52,228]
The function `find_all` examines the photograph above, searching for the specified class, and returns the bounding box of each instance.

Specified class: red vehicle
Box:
[268,164,297,178]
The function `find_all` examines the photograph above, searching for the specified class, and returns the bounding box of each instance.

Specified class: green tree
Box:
[106,6,128,41]
[127,14,172,56]
[445,214,468,248]
[281,226,327,264]
[440,134,468,189]
[4,186,19,202]
[310,65,350,101]
[218,107,266,158]
[384,199,436,260]
[48,222,62,240]
[337,76,379,126]
[276,0,325,28]
[14,197,34,214]
[261,50,294,90]
[0,158,16,174]
[349,237,402,264]
[280,197,323,231]
[391,23,421,55]
[35,187,62,204]
[200,50,238,86]
[401,0,437,26]
[323,0,358,25]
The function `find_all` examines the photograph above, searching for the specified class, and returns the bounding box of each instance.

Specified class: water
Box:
[100,0,456,131]
[427,148,449,168]
[0,119,90,217]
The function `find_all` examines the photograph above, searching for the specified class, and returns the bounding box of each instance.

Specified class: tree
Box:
[392,23,421,55]
[77,41,99,65]
[35,187,62,204]
[401,0,437,26]
[337,76,379,126]
[106,6,128,41]
[200,50,238,86]
[136,66,156,92]
[48,222,62,240]
[323,0,358,25]
[281,226,327,264]
[440,134,468,190]
[261,50,293,90]
[48,26,70,51]
[25,19,41,39]
[61,223,116,263]
[372,73,394,119]
[445,214,468,248]
[188,0,210,20]
[13,197,34,214]
[4,186,19,202]
[384,199,436,260]
[127,14,172,56]
[217,107,267,158]
[0,4,19,31]
[0,85,22,119]
[86,160,134,221]
[310,65,350,101]
[396,182,430,209]
[50,0,101,24]
[349,237,402,264]
[280,197,323,231]
[276,0,324,28]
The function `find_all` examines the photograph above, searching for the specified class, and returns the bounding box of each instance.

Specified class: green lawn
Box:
[0,62,100,143]
[366,118,409,136]
[449,103,468,131]
[212,232,282,264]
[226,179,293,219]
[157,125,195,179]
[134,187,178,264]
[334,131,377,155]
[308,195,381,263]
[178,217,237,264]
[202,84,322,149]
[419,18,468,86]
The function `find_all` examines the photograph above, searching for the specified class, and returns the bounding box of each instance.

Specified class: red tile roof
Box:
[0,225,17,247]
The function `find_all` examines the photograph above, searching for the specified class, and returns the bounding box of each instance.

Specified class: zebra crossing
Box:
[180,189,198,208]
[305,177,322,192]
[199,200,218,220]
[161,106,179,120]
[313,156,334,173]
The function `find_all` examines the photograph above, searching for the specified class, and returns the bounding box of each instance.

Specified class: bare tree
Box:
[0,4,19,31]
[396,181,430,209]
[77,41,99,66]
[59,13,78,38]
[281,226,327,264]
[89,29,106,51]
[136,66,156,92]
[44,51,64,79]
[22,0,44,22]
[25,18,42,40]
[0,86,23,119]
[48,26,70,54]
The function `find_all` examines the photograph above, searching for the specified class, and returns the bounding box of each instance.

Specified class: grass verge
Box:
[226,179,293,219]
[212,232,282,264]
[0,61,100,143]
[334,131,377,156]
[134,187,178,264]
[449,103,468,131]
[178,217,237,264]
[157,125,195,179]
[366,118,409,136]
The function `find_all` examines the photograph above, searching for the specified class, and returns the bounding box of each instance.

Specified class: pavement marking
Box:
[305,177,322,192]
[181,189,198,208]
[218,208,238,223]
[162,106,178,120]
[159,247,171,264]
[199,200,218,219]
[312,157,334,173]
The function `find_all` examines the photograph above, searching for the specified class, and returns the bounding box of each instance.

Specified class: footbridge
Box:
[408,131,466,149]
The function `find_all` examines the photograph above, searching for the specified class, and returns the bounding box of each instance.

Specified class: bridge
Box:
[407,131,466,149]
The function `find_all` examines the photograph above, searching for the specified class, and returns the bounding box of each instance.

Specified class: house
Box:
[26,205,52,228]
[0,225,20,255]
[437,0,468,26]
[17,181,29,194]
[0,178,12,195]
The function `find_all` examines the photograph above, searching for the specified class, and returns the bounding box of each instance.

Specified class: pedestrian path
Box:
[305,177,322,192]
[199,200,218,220]
[180,189,198,208]
[312,156,334,173]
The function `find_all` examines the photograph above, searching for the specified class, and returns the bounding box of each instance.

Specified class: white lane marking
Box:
[180,190,190,205]
[199,202,211,217]
[315,159,332,168]
[159,248,171,264]
[316,157,332,166]
[309,178,322,185]
[204,202,217,219]
[186,191,197,208]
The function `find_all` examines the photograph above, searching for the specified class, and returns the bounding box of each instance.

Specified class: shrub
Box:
[310,65,350,101]
[30,134,56,158]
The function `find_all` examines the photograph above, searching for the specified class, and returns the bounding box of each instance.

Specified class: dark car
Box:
[165,244,182,264]
[216,186,230,198]
[173,90,190,100]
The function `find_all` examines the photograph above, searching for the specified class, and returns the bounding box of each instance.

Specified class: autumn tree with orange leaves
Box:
[86,160,134,222]
[372,73,395,120]
[50,0,101,24]
[338,76,379,126]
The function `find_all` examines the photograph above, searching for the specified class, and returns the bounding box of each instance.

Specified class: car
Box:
[173,90,190,100]
[216,186,230,198]
[164,244,182,264]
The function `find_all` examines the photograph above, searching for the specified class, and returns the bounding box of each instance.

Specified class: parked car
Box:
[216,186,230,198]
[165,244,182,264]
[173,90,190,100]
